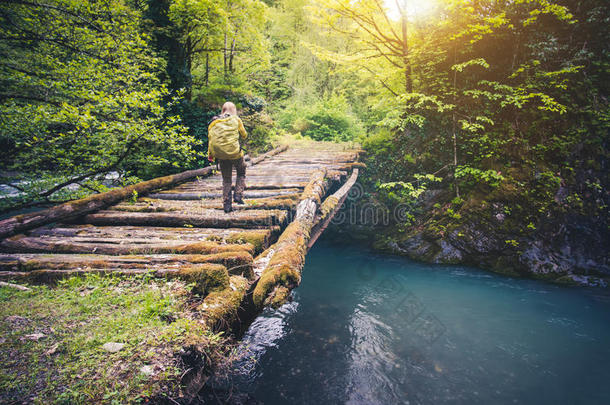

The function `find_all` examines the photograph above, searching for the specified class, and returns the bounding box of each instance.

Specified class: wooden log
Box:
[200,275,249,332]
[0,263,237,291]
[0,281,31,291]
[0,234,256,256]
[252,169,331,308]
[0,252,253,278]
[148,189,300,200]
[80,209,288,229]
[308,169,359,249]
[166,183,308,191]
[111,194,300,213]
[248,145,289,165]
[29,225,275,243]
[26,226,275,255]
[0,144,290,239]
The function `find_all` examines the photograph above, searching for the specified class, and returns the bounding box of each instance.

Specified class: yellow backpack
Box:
[207,115,248,160]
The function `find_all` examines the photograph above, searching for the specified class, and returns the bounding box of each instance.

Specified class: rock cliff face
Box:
[329,185,610,288]
[388,209,609,287]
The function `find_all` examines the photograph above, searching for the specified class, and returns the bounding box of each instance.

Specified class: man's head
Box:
[221,101,237,116]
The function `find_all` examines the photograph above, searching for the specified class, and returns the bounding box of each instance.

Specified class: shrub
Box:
[277,96,363,142]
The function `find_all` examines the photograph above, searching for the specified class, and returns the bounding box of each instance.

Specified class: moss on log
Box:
[0,234,255,256]
[200,275,249,331]
[252,169,330,308]
[0,252,253,276]
[173,264,229,296]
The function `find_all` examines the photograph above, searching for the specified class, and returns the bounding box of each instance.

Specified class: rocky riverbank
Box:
[327,180,610,288]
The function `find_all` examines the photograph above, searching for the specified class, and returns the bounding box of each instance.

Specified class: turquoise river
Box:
[202,239,610,404]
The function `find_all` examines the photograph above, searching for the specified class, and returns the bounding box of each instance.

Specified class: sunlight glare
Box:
[383,0,437,21]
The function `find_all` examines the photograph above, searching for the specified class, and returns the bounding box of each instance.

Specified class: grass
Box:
[0,273,229,404]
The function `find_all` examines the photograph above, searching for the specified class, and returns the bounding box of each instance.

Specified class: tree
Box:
[0,0,199,209]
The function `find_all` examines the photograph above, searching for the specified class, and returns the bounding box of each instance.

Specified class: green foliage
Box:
[305,0,607,236]
[130,190,139,205]
[455,166,505,189]
[376,174,443,226]
[279,97,363,141]
[0,0,201,209]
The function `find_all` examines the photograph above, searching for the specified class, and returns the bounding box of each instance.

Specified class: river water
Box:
[203,240,610,404]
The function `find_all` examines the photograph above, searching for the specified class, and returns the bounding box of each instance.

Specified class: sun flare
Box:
[384,0,438,21]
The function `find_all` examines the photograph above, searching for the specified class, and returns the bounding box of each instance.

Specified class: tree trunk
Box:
[229,34,237,74]
[205,52,209,86]
[452,46,460,198]
[223,33,228,80]
[401,4,412,93]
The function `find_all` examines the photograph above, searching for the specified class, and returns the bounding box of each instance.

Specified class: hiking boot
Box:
[223,202,233,213]
[233,197,245,204]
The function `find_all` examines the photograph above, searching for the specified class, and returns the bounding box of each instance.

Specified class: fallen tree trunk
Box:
[251,169,331,308]
[0,145,289,239]
[308,169,359,249]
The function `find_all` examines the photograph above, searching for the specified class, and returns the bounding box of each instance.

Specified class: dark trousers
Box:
[218,156,246,207]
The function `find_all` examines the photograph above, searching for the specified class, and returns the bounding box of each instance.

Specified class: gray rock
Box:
[395,234,436,260]
[433,240,463,264]
[102,342,125,353]
[140,365,154,376]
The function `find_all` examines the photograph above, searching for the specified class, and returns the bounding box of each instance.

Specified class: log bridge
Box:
[0,143,362,328]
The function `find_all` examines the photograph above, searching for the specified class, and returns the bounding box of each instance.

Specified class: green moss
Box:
[300,169,327,205]
[225,231,269,255]
[200,276,248,330]
[267,286,291,308]
[176,264,229,296]
[173,241,254,256]
[252,220,308,307]
[319,196,339,220]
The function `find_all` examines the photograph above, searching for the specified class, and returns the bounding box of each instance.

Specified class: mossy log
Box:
[81,209,288,229]
[252,169,330,308]
[111,194,300,213]
[0,252,253,278]
[0,144,290,239]
[248,145,289,165]
[167,182,308,191]
[200,275,249,331]
[0,234,255,256]
[170,264,230,296]
[0,262,233,291]
[308,169,360,249]
[28,225,274,255]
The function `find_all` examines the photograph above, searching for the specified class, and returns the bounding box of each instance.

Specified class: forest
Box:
[1,0,609,403]
[1,0,607,279]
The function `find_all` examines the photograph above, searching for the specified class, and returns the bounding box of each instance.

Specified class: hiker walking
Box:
[207,102,248,213]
